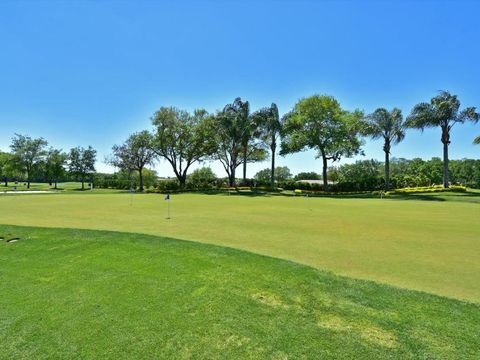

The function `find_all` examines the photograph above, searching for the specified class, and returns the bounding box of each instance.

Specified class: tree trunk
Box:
[4,179,7,187]
[82,178,85,190]
[178,174,187,188]
[138,168,144,192]
[54,180,58,189]
[443,140,449,188]
[242,147,247,185]
[229,166,236,187]
[385,150,390,191]
[322,153,329,192]
[270,145,276,190]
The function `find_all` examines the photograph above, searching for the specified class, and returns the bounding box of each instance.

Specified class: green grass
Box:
[1,181,85,191]
[1,225,478,359]
[0,192,479,302]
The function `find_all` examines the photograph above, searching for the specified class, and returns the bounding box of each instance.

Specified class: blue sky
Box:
[1,0,479,177]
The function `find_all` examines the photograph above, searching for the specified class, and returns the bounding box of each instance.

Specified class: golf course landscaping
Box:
[0,190,479,359]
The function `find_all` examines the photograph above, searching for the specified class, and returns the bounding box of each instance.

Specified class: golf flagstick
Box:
[165,194,170,219]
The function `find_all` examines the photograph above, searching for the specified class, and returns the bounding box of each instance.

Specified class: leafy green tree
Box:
[9,134,48,189]
[294,172,321,181]
[252,103,283,188]
[212,104,266,187]
[336,160,383,190]
[45,148,67,189]
[69,146,97,190]
[0,152,15,186]
[151,107,216,188]
[187,167,217,189]
[280,95,364,191]
[406,91,479,188]
[222,98,260,184]
[362,108,405,190]
[110,130,156,192]
[254,166,292,184]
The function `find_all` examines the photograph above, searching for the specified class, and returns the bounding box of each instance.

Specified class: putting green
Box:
[1,226,479,359]
[0,192,479,302]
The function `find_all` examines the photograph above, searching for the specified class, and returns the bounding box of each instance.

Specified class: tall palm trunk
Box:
[443,141,449,188]
[270,144,276,190]
[384,140,391,191]
[442,127,450,188]
[385,150,390,191]
[242,146,247,184]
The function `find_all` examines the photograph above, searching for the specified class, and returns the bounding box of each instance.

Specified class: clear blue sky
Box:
[1,0,479,177]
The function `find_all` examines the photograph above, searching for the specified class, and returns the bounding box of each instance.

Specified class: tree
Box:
[362,108,405,190]
[0,152,14,187]
[294,172,321,181]
[280,95,364,191]
[254,166,292,183]
[109,131,156,192]
[151,107,216,188]
[406,91,479,188]
[187,167,217,189]
[212,105,266,187]
[222,97,259,184]
[9,134,48,189]
[45,148,67,189]
[252,103,283,188]
[69,146,97,190]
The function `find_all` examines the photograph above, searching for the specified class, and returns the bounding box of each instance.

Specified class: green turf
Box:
[1,181,85,191]
[1,225,478,359]
[0,192,479,302]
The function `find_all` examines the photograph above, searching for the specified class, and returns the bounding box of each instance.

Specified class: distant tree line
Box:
[2,90,479,192]
[0,134,96,190]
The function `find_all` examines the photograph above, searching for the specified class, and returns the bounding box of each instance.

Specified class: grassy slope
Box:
[0,192,479,302]
[1,225,479,359]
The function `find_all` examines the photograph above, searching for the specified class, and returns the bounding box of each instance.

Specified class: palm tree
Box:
[406,91,479,188]
[223,98,256,184]
[252,103,282,189]
[362,108,405,190]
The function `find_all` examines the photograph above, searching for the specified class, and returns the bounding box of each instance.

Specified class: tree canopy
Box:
[9,134,48,188]
[110,130,156,191]
[252,103,283,188]
[406,90,479,187]
[151,107,216,187]
[280,95,364,190]
[69,146,97,190]
[362,108,405,190]
[212,102,266,187]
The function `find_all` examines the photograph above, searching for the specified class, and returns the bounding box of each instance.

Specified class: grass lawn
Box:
[0,192,479,302]
[1,225,479,359]
[0,181,85,191]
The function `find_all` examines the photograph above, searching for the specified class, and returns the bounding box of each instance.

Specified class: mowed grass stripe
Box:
[0,225,479,359]
[0,192,479,302]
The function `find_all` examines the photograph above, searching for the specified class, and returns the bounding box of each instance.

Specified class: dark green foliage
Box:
[254,166,292,184]
[186,167,217,189]
[151,107,216,187]
[280,95,364,190]
[9,134,48,188]
[406,91,479,187]
[294,171,321,181]
[68,146,97,190]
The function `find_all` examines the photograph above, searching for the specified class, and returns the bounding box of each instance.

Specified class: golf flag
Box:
[164,194,170,200]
